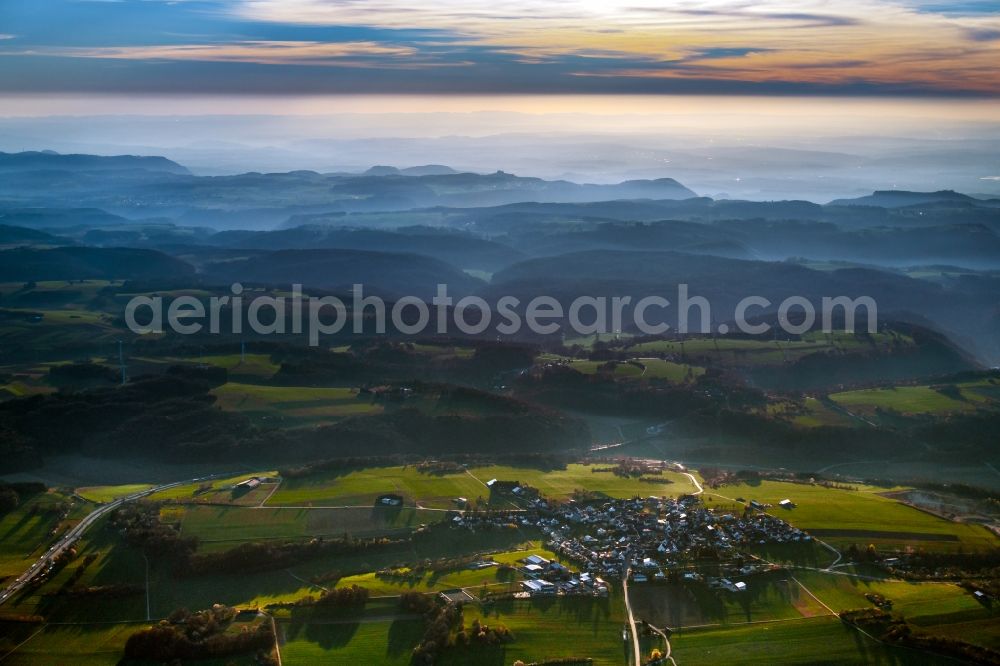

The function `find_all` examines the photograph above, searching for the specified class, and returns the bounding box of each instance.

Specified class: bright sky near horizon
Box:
[0,0,998,97]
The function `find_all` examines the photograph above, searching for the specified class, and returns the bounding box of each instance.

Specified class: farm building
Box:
[521,579,555,595]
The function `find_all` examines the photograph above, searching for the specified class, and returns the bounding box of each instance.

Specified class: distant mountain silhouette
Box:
[829,190,979,207]
[0,246,194,281]
[0,150,189,175]
[0,224,69,246]
[0,207,129,228]
[364,164,459,176]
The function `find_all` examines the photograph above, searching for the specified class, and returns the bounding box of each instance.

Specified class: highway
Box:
[0,474,222,607]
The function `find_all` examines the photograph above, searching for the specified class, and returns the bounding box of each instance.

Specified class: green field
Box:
[331,544,558,596]
[133,352,280,380]
[705,480,999,552]
[468,464,699,501]
[0,491,75,578]
[831,385,965,414]
[0,623,140,666]
[75,484,155,503]
[629,572,830,630]
[793,571,987,620]
[438,594,634,666]
[565,358,704,382]
[269,466,487,509]
[211,382,382,426]
[146,528,537,616]
[176,505,448,550]
[0,620,261,666]
[278,598,424,666]
[830,381,998,417]
[280,614,424,666]
[147,471,276,504]
[270,463,699,508]
[1,514,148,624]
[768,397,856,428]
[670,615,935,665]
[626,332,910,367]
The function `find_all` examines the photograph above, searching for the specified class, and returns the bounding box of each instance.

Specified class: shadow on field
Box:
[387,618,424,657]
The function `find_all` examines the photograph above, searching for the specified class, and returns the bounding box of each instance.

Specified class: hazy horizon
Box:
[2,95,999,201]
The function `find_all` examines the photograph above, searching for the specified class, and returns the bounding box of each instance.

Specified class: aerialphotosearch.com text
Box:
[124,283,878,345]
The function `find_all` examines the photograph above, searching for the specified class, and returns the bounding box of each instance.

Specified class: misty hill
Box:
[744,320,976,390]
[205,226,523,272]
[0,150,189,175]
[363,196,998,234]
[0,207,129,229]
[505,219,754,260]
[829,190,985,208]
[326,171,697,209]
[0,225,68,247]
[490,249,999,362]
[201,248,484,299]
[292,212,999,269]
[364,165,459,176]
[0,246,195,281]
[0,151,697,223]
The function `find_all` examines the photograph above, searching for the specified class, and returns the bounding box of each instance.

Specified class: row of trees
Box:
[406,596,514,665]
[124,606,275,662]
[840,607,1000,664]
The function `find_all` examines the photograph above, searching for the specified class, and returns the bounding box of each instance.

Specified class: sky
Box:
[0,0,999,96]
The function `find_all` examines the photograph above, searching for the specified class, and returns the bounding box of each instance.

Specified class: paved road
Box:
[682,472,703,496]
[0,474,223,607]
[622,567,642,666]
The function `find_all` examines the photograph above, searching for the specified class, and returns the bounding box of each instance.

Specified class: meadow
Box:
[625,331,908,367]
[279,612,424,666]
[148,471,277,504]
[211,382,382,427]
[792,570,988,624]
[330,544,558,597]
[0,623,142,666]
[132,352,280,381]
[175,505,449,551]
[830,380,999,418]
[0,492,71,579]
[669,615,936,665]
[703,480,999,552]
[628,572,830,630]
[75,484,155,503]
[767,396,857,428]
[564,358,704,382]
[145,528,539,616]
[269,463,700,508]
[437,593,635,666]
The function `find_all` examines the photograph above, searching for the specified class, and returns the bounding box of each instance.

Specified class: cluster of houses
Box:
[518,553,610,597]
[450,489,809,592]
[540,496,809,582]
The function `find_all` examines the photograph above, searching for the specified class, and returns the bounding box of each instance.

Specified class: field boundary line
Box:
[0,624,45,663]
[270,614,283,666]
[257,481,282,508]
[673,614,836,632]
[286,568,328,592]
[791,576,836,616]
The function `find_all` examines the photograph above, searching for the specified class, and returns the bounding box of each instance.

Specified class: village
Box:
[451,484,812,599]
